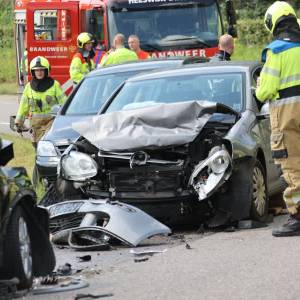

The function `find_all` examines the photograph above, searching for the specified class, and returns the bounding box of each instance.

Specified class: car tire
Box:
[1,206,33,289]
[214,158,268,224]
[250,160,268,222]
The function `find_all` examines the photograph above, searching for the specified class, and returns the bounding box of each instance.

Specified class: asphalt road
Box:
[1,94,299,300]
[0,95,20,134]
[28,215,300,300]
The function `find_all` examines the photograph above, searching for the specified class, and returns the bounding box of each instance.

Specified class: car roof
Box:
[125,61,262,82]
[86,58,186,77]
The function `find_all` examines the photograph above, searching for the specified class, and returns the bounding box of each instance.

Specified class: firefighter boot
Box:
[272,212,300,237]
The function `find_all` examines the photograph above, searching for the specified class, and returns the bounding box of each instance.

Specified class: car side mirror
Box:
[51,104,61,115]
[0,139,14,166]
[256,102,270,120]
[226,0,238,38]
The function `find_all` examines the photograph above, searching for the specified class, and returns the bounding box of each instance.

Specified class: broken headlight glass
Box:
[208,151,231,174]
[60,151,98,181]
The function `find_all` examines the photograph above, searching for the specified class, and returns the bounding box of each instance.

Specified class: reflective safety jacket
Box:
[256,40,300,102]
[70,53,96,84]
[100,47,138,67]
[16,80,66,123]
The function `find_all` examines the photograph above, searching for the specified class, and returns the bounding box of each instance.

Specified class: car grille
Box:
[109,170,184,193]
[49,213,84,234]
[55,144,70,156]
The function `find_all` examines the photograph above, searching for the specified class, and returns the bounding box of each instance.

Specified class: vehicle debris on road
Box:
[44,199,171,250]
[77,255,92,262]
[74,292,114,299]
[134,257,149,263]
[129,248,168,256]
[56,263,72,276]
[32,278,89,295]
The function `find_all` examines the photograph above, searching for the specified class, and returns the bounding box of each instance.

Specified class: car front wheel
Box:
[1,206,33,289]
[250,160,268,222]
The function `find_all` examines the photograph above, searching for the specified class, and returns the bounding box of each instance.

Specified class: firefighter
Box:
[128,35,150,60]
[100,33,138,66]
[255,1,300,237]
[211,34,234,61]
[15,56,66,147]
[94,40,106,67]
[70,32,95,84]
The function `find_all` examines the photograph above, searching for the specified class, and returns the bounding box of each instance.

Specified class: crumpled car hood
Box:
[72,101,219,152]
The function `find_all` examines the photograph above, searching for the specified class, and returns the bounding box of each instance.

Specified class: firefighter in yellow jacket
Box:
[15,56,66,146]
[100,33,138,66]
[256,1,300,237]
[70,32,96,84]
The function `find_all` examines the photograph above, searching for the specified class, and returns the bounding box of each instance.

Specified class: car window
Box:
[106,72,244,113]
[65,71,138,115]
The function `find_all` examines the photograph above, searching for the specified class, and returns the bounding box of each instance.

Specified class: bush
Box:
[237,19,271,47]
[0,0,13,48]
[0,49,16,83]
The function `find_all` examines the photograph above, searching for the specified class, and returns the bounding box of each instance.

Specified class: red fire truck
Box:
[14,0,236,93]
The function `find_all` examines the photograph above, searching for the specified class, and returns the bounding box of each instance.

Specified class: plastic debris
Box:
[74,293,114,299]
[134,257,149,263]
[129,248,167,256]
[185,243,192,250]
[32,279,89,295]
[237,220,268,230]
[56,263,72,276]
[41,275,58,285]
[77,255,92,262]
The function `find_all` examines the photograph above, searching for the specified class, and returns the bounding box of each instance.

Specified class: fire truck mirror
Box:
[225,0,237,26]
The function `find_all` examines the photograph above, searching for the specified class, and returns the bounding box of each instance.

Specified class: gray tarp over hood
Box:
[72,101,218,152]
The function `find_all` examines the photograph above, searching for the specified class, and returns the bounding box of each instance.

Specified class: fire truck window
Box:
[33,10,71,41]
[82,10,104,43]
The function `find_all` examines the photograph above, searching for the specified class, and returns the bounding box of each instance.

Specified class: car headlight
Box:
[37,141,58,157]
[209,151,231,174]
[60,151,98,181]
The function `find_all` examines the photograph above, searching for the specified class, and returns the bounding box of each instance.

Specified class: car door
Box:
[251,66,284,194]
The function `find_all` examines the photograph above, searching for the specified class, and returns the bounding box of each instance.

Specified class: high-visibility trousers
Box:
[270,95,300,214]
[30,115,54,143]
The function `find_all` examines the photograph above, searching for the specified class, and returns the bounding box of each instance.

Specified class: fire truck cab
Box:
[14,0,236,93]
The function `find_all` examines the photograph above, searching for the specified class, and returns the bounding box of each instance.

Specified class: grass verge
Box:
[0,82,18,95]
[1,133,35,178]
[1,133,47,199]
[232,42,264,61]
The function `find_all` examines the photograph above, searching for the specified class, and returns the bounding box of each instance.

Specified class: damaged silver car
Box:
[43,62,285,227]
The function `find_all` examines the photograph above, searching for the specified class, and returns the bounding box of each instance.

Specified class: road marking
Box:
[0,122,10,125]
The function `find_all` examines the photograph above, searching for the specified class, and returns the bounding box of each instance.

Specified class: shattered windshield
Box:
[105,72,244,113]
[65,71,138,115]
[108,1,222,51]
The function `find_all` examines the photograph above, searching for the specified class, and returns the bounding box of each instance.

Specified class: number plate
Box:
[49,202,83,218]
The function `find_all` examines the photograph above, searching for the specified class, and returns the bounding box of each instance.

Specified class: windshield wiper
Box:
[140,43,162,51]
[160,35,211,48]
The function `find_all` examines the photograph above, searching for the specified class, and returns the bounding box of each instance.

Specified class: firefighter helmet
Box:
[77,32,94,48]
[30,56,50,76]
[264,1,296,34]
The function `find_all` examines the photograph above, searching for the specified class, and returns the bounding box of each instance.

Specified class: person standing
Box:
[211,34,234,61]
[100,33,138,66]
[94,40,107,67]
[255,1,300,237]
[15,56,66,146]
[70,32,95,85]
[128,35,150,60]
